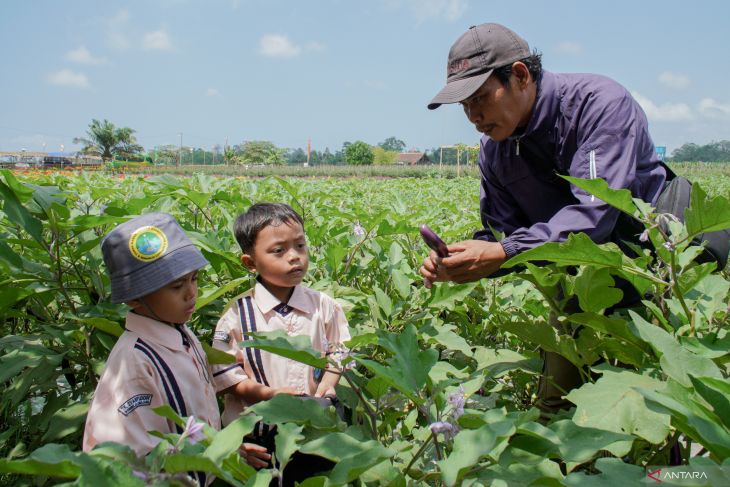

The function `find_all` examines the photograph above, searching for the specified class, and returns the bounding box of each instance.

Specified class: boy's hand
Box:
[239,443,270,469]
[314,385,336,398]
[271,386,298,397]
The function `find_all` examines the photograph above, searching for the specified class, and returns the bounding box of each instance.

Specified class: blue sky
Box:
[2,0,729,156]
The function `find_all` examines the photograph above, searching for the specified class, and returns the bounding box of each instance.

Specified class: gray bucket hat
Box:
[101,212,209,303]
[428,23,530,110]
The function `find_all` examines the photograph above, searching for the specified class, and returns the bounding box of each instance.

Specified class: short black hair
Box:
[493,50,543,86]
[234,202,304,253]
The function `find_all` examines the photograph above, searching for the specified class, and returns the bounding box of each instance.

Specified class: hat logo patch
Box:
[448,59,471,75]
[129,226,168,262]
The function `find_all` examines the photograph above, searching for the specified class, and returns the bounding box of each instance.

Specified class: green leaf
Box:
[548,420,633,463]
[567,312,644,347]
[438,426,497,487]
[275,423,305,471]
[637,380,730,458]
[566,369,670,444]
[151,405,186,429]
[41,402,89,442]
[247,394,340,430]
[197,276,249,309]
[356,325,438,404]
[0,443,81,478]
[373,285,393,317]
[202,341,237,365]
[77,317,124,337]
[0,179,44,244]
[685,182,730,235]
[628,311,722,386]
[687,376,730,431]
[563,457,645,486]
[562,176,641,216]
[427,282,478,310]
[242,330,327,369]
[204,415,259,464]
[505,233,624,270]
[573,267,623,313]
[326,446,395,485]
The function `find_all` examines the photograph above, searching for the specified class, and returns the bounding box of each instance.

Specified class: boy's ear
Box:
[240,254,256,272]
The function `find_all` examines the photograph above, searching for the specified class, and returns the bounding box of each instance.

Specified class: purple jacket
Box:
[475,70,668,257]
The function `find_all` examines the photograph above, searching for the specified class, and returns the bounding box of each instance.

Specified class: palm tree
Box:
[73,119,143,162]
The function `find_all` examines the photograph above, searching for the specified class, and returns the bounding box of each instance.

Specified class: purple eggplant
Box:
[420,224,449,257]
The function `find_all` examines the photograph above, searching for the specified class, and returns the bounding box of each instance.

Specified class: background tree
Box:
[373,146,399,165]
[223,146,237,165]
[239,140,286,165]
[73,119,143,162]
[345,141,374,165]
[287,148,307,165]
[670,140,730,162]
[151,145,178,165]
[378,136,406,153]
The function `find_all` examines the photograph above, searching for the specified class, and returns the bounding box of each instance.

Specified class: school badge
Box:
[129,226,168,262]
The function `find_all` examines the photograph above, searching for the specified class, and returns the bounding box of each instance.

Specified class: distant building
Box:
[396,151,431,165]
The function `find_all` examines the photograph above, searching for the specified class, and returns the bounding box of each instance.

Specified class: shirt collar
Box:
[253,280,313,315]
[125,311,189,351]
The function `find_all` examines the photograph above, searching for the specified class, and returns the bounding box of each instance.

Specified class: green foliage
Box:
[73,119,143,162]
[377,137,406,153]
[344,141,374,165]
[0,169,729,485]
[372,146,399,165]
[670,140,730,162]
[237,140,287,166]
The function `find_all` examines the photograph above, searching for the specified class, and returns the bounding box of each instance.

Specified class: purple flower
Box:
[430,421,457,439]
[663,241,675,251]
[331,344,355,371]
[639,230,649,243]
[180,416,206,445]
[132,470,149,480]
[447,386,465,420]
[353,223,366,237]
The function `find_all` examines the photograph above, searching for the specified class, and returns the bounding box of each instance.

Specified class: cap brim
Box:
[427,70,492,110]
[110,245,209,303]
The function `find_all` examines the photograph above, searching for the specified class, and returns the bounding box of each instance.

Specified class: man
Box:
[420,23,669,415]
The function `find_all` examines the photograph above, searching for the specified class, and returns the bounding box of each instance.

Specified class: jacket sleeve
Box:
[83,352,177,456]
[499,91,646,257]
[210,306,249,393]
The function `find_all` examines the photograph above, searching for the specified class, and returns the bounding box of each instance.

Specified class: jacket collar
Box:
[252,280,313,315]
[510,70,560,142]
[126,311,190,351]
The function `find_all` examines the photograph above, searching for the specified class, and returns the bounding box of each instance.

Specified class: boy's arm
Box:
[315,297,352,397]
[222,379,298,405]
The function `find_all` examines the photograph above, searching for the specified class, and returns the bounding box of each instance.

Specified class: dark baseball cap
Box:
[101,212,208,303]
[428,23,530,110]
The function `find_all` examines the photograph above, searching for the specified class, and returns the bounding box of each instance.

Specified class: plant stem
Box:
[342,371,378,439]
[669,251,694,335]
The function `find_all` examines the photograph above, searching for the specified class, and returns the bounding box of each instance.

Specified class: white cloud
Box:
[698,98,730,119]
[632,92,693,122]
[46,69,90,89]
[658,71,690,90]
[143,30,173,51]
[66,46,106,65]
[258,34,302,58]
[205,88,220,97]
[107,9,131,50]
[556,41,584,56]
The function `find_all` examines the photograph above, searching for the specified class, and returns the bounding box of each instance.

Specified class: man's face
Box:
[460,70,532,142]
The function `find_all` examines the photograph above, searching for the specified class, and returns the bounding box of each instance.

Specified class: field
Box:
[1,166,729,485]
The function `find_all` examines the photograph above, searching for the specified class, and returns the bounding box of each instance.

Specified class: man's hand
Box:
[239,443,271,469]
[420,240,507,286]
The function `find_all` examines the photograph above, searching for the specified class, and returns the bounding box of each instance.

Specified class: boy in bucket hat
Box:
[83,213,221,474]
[421,23,670,419]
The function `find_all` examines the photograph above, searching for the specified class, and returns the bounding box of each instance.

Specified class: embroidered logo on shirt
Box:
[118,393,153,416]
[128,226,168,262]
[273,303,293,316]
[213,331,231,343]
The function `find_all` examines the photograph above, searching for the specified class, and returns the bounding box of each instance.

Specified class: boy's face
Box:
[128,270,199,324]
[242,219,308,301]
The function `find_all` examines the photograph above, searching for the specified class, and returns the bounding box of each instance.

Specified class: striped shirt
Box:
[211,281,351,426]
[83,312,221,456]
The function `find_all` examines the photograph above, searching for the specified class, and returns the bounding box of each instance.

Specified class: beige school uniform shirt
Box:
[211,281,351,426]
[83,312,221,456]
